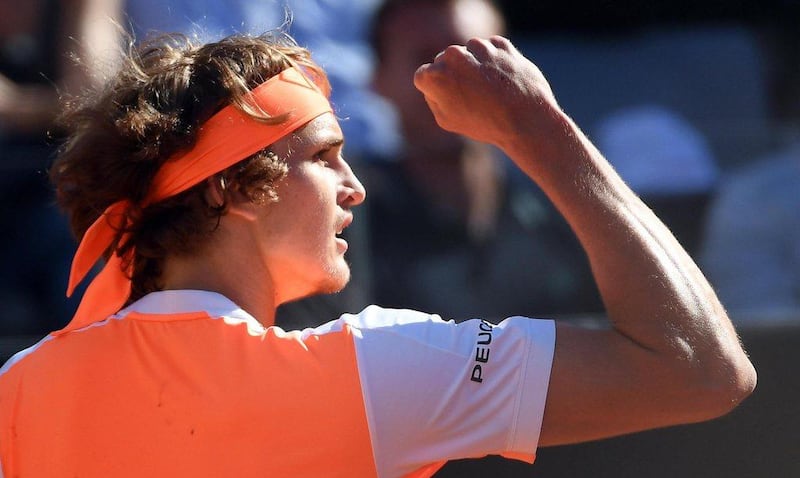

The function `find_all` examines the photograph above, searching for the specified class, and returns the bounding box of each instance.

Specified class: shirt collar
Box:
[119,289,259,326]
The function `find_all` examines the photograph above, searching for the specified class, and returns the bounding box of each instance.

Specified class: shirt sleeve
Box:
[339,305,555,477]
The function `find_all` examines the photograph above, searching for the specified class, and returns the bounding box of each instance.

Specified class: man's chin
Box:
[305,269,351,298]
[322,272,350,295]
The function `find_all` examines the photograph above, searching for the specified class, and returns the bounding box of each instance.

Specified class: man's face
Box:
[250,113,366,305]
[374,0,505,152]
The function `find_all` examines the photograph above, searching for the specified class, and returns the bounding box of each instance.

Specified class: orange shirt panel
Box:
[0,313,376,477]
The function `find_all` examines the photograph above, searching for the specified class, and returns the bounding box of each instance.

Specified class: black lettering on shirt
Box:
[471,364,483,383]
[470,320,495,383]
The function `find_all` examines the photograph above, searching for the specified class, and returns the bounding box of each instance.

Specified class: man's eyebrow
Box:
[320,137,345,149]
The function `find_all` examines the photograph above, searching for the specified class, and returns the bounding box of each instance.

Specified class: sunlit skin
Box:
[161,112,366,327]
[257,113,367,304]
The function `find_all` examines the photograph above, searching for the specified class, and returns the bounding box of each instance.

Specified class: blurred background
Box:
[0,0,797,476]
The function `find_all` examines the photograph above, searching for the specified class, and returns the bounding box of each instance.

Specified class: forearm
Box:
[503,105,753,392]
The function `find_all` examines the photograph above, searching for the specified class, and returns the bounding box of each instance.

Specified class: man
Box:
[367,0,601,319]
[0,30,754,477]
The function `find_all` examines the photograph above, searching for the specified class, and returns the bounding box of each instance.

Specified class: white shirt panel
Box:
[339,305,555,477]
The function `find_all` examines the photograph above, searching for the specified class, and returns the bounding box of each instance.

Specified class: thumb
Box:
[414,63,440,94]
[413,62,435,94]
[419,94,456,133]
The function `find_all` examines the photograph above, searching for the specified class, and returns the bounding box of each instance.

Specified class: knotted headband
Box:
[56,66,333,335]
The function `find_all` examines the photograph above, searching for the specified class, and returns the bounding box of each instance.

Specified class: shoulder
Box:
[313,305,555,356]
[0,334,54,382]
[310,305,447,337]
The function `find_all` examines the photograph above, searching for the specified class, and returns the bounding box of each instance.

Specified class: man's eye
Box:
[313,152,330,167]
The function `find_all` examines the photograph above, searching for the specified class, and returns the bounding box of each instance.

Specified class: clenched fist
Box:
[413,36,560,151]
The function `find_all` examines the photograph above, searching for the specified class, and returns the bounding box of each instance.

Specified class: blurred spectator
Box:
[701,140,800,319]
[593,104,720,256]
[364,0,601,321]
[0,0,121,334]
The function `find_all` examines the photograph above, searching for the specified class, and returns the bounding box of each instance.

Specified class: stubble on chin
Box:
[315,261,351,296]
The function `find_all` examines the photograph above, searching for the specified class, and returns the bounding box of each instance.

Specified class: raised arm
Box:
[413,36,756,446]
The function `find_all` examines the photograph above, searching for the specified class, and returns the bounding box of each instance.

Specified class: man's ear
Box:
[205,175,259,222]
[205,175,226,209]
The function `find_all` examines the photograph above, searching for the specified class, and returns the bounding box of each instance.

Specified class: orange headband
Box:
[57,66,333,335]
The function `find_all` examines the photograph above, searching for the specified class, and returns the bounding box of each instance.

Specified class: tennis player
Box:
[0,31,755,477]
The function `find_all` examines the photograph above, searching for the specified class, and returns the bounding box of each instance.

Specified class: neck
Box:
[160,236,278,327]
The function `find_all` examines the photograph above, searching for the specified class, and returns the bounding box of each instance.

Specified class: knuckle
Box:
[489,35,511,48]
[442,44,463,59]
[466,37,490,52]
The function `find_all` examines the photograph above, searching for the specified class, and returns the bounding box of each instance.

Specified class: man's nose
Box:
[338,162,366,208]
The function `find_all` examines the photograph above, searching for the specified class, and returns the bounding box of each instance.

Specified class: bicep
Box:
[539,323,695,447]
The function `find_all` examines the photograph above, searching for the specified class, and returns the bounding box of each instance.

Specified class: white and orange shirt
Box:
[0,290,555,477]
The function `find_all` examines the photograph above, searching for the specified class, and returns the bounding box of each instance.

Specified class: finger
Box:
[413,63,432,92]
[436,44,472,65]
[465,37,494,61]
[421,94,441,116]
[420,95,454,133]
[413,62,442,94]
[416,45,468,87]
[489,35,513,50]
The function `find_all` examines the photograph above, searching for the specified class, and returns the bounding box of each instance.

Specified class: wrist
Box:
[498,102,576,166]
